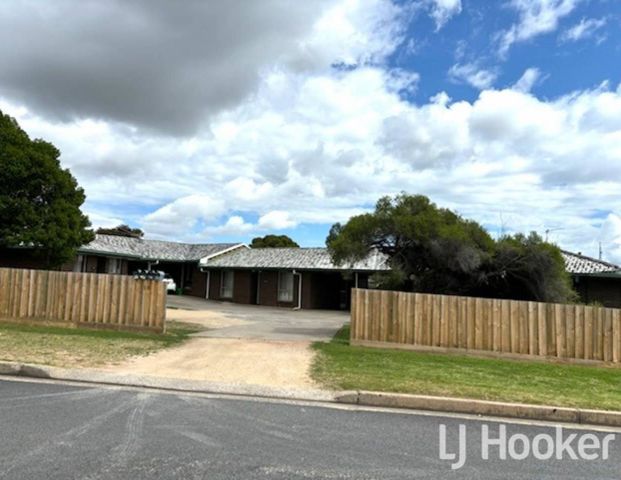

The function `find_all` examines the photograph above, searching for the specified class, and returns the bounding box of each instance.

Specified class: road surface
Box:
[0,378,619,479]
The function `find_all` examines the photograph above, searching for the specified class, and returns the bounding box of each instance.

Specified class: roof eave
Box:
[572,271,621,279]
[199,265,390,272]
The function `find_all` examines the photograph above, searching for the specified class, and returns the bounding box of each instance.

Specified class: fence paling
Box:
[350,288,621,364]
[0,267,165,333]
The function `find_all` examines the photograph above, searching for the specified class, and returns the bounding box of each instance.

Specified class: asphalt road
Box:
[1,378,620,479]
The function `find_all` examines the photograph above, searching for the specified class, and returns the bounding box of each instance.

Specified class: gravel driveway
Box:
[105,296,347,389]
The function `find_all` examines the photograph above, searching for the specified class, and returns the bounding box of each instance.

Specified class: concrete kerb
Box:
[2,361,621,428]
[334,391,621,428]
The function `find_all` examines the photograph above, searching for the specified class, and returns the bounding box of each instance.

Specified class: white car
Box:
[162,275,177,293]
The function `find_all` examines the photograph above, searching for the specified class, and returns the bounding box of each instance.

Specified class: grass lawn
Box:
[0,321,201,368]
[311,325,621,411]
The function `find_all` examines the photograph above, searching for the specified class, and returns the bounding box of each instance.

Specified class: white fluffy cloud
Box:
[448,62,498,90]
[512,67,542,93]
[498,0,581,56]
[6,64,621,261]
[258,211,297,230]
[143,195,227,236]
[600,214,621,265]
[560,17,607,43]
[426,0,462,30]
[203,211,297,237]
[2,0,621,265]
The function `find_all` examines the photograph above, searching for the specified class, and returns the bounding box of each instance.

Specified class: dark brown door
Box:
[250,272,259,305]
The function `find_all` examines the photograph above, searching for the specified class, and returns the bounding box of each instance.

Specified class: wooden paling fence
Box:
[0,267,166,333]
[350,288,621,364]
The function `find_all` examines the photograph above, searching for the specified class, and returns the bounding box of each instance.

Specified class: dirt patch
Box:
[104,337,317,389]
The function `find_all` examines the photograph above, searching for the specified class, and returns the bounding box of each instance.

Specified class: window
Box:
[73,255,84,272]
[220,270,234,298]
[106,258,121,274]
[278,271,294,302]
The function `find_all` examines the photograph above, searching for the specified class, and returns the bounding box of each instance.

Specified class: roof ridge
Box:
[561,249,620,269]
[95,234,238,248]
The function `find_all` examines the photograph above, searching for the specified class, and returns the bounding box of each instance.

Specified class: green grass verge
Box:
[0,321,201,368]
[311,325,621,411]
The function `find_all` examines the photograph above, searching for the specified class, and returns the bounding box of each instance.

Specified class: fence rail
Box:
[0,267,166,333]
[350,288,621,364]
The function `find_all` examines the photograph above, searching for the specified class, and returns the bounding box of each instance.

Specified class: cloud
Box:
[512,67,542,93]
[448,62,498,90]
[143,195,227,235]
[599,214,621,265]
[426,0,462,30]
[2,1,621,260]
[258,211,297,230]
[203,211,296,237]
[6,73,621,255]
[560,17,607,43]
[498,0,581,56]
[0,0,403,135]
[203,216,254,237]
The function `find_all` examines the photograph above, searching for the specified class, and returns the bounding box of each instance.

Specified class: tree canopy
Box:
[250,234,299,248]
[327,193,575,303]
[0,110,94,267]
[97,224,144,238]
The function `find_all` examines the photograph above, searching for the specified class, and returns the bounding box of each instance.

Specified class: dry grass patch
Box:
[0,321,201,368]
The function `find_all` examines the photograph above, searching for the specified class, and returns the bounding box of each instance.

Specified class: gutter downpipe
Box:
[205,270,210,299]
[293,270,302,310]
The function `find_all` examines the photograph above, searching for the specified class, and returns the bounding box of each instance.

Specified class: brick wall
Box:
[188,268,207,298]
[203,268,368,310]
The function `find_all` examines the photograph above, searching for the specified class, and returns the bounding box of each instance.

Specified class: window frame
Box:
[277,270,294,303]
[220,270,234,299]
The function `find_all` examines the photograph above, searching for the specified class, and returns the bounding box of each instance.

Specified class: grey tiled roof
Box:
[201,247,390,272]
[79,234,243,262]
[562,250,621,275]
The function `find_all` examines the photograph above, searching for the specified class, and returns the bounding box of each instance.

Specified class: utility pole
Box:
[599,242,603,261]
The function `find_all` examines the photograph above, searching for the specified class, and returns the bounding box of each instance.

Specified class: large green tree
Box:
[250,234,299,248]
[327,194,495,294]
[0,110,94,267]
[487,232,576,302]
[97,224,144,238]
[327,193,575,303]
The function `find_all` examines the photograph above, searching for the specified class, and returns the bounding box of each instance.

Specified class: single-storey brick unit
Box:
[199,247,389,310]
[562,250,621,308]
[73,234,246,296]
[0,234,245,296]
[2,234,619,309]
[0,234,389,310]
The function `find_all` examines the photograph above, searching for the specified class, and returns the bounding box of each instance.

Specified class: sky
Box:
[0,0,620,262]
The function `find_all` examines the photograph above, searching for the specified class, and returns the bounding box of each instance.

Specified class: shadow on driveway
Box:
[166,295,347,342]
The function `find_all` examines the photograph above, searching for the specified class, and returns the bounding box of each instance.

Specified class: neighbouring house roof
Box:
[562,250,621,276]
[199,247,390,272]
[78,234,245,262]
